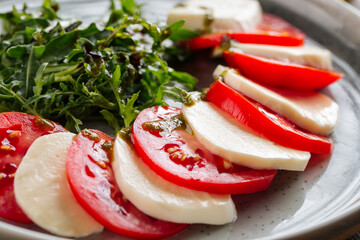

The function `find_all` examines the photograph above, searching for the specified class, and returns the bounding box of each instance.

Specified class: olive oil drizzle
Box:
[173,4,214,34]
[199,6,214,34]
[181,91,202,106]
[82,129,101,142]
[34,116,55,130]
[142,114,186,133]
[217,70,229,81]
[117,126,132,142]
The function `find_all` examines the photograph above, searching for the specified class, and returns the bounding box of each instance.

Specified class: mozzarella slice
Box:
[167,0,262,33]
[214,65,339,136]
[182,100,310,171]
[14,132,103,238]
[230,42,333,70]
[112,136,237,225]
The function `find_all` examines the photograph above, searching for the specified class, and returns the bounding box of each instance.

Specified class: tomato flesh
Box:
[206,80,333,154]
[0,112,67,223]
[250,13,305,45]
[187,13,305,50]
[224,51,343,91]
[227,14,305,47]
[187,33,224,51]
[66,129,187,240]
[132,106,277,195]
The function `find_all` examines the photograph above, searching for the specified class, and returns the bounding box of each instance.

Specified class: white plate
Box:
[1,0,360,239]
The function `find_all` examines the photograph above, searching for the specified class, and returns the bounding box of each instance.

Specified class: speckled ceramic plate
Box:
[1,0,360,239]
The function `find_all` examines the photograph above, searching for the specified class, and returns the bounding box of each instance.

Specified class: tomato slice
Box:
[223,51,343,91]
[206,80,333,154]
[227,14,305,47]
[132,106,277,195]
[0,112,67,223]
[187,13,305,50]
[187,33,223,51]
[66,129,187,239]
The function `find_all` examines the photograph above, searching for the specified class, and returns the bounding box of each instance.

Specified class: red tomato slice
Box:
[187,33,224,51]
[132,106,277,195]
[0,112,67,223]
[66,129,187,240]
[227,14,305,47]
[223,51,343,91]
[187,13,305,50]
[250,13,305,45]
[227,32,302,47]
[206,80,333,154]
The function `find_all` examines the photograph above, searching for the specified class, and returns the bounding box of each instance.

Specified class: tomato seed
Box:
[223,160,233,170]
[8,131,20,138]
[171,154,179,160]
[8,173,15,178]
[96,161,107,169]
[0,145,15,151]
[180,154,187,162]
[167,147,178,153]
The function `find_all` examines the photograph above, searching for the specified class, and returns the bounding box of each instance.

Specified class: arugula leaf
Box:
[166,20,185,34]
[100,109,120,132]
[6,45,29,58]
[17,18,50,31]
[33,62,48,96]
[120,0,140,16]
[119,92,140,128]
[42,0,59,20]
[169,28,199,41]
[169,69,197,89]
[0,0,197,132]
[21,45,41,99]
[41,31,80,62]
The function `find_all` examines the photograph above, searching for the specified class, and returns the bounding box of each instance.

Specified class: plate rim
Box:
[0,0,360,239]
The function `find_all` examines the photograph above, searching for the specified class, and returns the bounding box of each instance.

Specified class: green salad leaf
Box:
[0,0,196,132]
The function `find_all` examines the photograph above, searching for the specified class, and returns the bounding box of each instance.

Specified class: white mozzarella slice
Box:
[230,42,333,70]
[182,100,310,171]
[214,65,339,136]
[14,132,103,238]
[167,0,262,33]
[112,136,237,225]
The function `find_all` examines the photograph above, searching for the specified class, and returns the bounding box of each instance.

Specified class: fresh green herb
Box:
[180,91,202,107]
[0,0,197,132]
[82,129,101,142]
[142,114,186,133]
[117,126,132,141]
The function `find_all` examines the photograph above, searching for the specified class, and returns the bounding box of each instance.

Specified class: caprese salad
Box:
[0,0,342,239]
